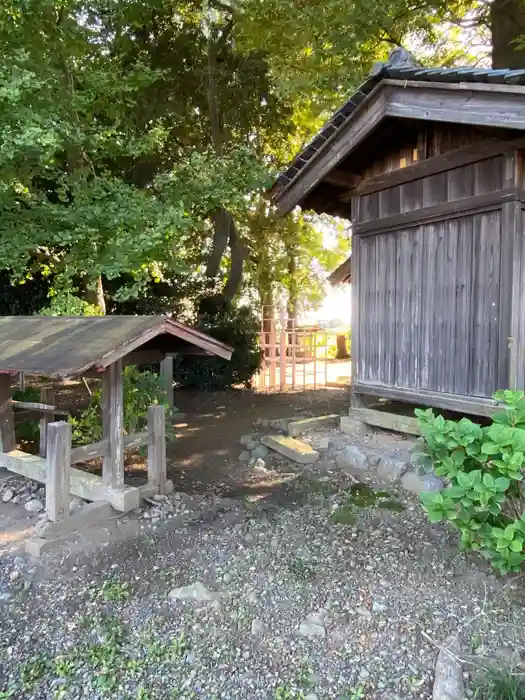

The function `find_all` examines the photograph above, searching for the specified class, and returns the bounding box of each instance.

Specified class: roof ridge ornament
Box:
[369,46,420,77]
[387,46,420,68]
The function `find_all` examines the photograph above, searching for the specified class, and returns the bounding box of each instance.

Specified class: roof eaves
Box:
[272,70,386,202]
[272,48,525,209]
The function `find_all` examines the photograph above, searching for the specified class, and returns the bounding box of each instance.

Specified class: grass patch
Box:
[92,577,131,603]
[332,483,404,525]
[304,477,336,497]
[275,687,304,700]
[473,668,525,700]
[288,555,317,582]
[5,612,193,698]
[19,652,52,691]
[339,686,366,700]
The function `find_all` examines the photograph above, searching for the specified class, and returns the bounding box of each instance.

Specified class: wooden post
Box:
[147,404,167,493]
[160,355,174,407]
[46,421,71,522]
[291,318,296,390]
[313,331,317,390]
[39,387,55,458]
[102,360,124,490]
[269,316,276,389]
[0,374,15,453]
[279,309,286,392]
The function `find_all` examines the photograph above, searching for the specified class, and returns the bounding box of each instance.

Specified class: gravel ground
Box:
[1,428,525,700]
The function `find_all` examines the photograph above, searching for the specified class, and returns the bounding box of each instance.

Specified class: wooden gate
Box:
[254,308,351,392]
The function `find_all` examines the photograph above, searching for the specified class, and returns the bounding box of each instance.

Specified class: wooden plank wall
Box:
[355,155,512,400]
[359,155,504,223]
[361,123,489,181]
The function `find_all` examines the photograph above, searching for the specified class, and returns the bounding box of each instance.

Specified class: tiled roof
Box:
[273,48,525,197]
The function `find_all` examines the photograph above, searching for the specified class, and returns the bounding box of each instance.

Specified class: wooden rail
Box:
[11,400,68,416]
[70,439,108,465]
[69,431,149,465]
[0,406,170,524]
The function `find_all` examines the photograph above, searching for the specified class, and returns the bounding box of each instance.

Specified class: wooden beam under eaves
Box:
[322,169,361,189]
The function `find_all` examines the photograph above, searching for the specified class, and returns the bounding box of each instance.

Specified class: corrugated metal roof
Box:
[273,49,525,198]
[0,316,233,378]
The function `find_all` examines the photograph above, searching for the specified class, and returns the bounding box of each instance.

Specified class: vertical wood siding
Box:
[358,156,504,223]
[360,123,500,182]
[356,209,506,398]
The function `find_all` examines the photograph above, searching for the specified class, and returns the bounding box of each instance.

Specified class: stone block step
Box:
[348,408,421,436]
[261,435,319,464]
[287,415,339,437]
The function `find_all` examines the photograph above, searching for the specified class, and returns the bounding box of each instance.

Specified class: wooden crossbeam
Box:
[323,168,361,189]
[11,400,68,416]
[0,449,140,511]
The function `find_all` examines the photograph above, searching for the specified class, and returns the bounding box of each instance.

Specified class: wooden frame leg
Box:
[102,360,124,490]
[147,405,167,493]
[46,421,71,522]
[0,374,15,452]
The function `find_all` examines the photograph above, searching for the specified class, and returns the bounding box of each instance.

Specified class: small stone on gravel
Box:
[2,489,14,503]
[168,581,220,602]
[251,619,266,635]
[377,456,408,483]
[402,470,444,494]
[24,498,44,513]
[335,444,369,473]
[299,619,326,637]
[252,444,269,459]
[356,605,372,619]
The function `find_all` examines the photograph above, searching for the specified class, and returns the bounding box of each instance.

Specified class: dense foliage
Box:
[173,305,262,390]
[416,390,525,574]
[1,0,500,320]
[70,366,175,447]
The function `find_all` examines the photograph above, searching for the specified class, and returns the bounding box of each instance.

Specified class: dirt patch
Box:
[165,388,349,495]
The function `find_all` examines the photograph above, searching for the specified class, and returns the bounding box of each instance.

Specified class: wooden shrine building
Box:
[272,48,525,417]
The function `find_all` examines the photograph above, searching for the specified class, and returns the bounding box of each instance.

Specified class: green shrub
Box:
[415,390,525,574]
[11,386,41,443]
[173,305,262,390]
[70,366,174,446]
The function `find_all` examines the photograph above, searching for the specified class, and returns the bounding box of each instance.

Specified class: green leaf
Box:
[482,473,495,488]
[456,471,471,488]
[427,510,443,523]
[447,485,466,499]
[494,476,510,491]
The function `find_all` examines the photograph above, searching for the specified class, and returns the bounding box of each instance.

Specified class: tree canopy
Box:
[0,0,519,318]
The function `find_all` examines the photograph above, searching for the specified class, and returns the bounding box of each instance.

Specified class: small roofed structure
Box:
[0,315,232,377]
[272,48,525,419]
[328,255,351,286]
[0,315,232,555]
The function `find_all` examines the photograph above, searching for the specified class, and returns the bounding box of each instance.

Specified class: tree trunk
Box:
[491,0,525,69]
[222,216,244,302]
[83,276,106,314]
[204,16,244,303]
